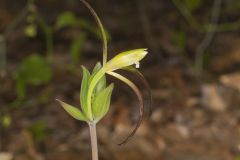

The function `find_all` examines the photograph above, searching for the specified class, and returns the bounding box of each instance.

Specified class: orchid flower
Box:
[56,0,151,159]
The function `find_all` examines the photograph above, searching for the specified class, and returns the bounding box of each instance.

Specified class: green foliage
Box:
[16,54,52,98]
[234,156,240,160]
[70,33,87,62]
[18,54,52,85]
[56,100,86,121]
[58,49,148,124]
[25,14,38,38]
[58,63,114,123]
[55,12,79,29]
[182,0,203,11]
[92,63,106,95]
[224,1,240,14]
[1,115,11,128]
[22,8,110,63]
[203,51,210,65]
[56,11,106,63]
[24,24,37,38]
[55,11,99,36]
[80,66,91,116]
[171,30,187,55]
[28,121,47,142]
[92,83,114,122]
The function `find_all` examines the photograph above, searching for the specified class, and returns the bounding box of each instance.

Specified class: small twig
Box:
[195,0,222,74]
[36,14,54,60]
[22,130,43,160]
[137,0,158,57]
[171,0,201,32]
[172,0,239,33]
[0,35,6,78]
[210,21,240,32]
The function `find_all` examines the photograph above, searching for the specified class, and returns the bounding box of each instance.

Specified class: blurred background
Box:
[1,0,240,159]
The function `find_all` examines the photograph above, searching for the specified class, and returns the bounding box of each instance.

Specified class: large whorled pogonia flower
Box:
[57,0,151,145]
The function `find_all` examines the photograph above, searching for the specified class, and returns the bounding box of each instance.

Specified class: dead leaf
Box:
[201,84,227,112]
[220,72,240,91]
[0,153,13,160]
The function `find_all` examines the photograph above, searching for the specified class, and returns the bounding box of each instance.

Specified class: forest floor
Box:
[1,0,240,160]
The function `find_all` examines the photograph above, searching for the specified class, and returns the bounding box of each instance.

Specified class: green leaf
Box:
[16,54,52,99]
[18,54,52,86]
[16,76,26,99]
[57,99,86,121]
[55,12,78,29]
[94,74,106,96]
[80,66,91,117]
[28,121,47,142]
[92,84,114,122]
[171,30,186,55]
[92,62,102,75]
[91,62,106,96]
[86,67,106,121]
[70,34,87,62]
[90,62,103,82]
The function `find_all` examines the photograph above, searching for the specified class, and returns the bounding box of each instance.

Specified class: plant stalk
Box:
[88,122,99,160]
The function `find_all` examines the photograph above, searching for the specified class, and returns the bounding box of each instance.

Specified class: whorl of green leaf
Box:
[58,63,113,123]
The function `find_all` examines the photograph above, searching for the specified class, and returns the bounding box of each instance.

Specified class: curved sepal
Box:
[122,66,152,117]
[107,71,144,145]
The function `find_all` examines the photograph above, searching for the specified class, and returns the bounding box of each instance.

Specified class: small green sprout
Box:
[57,0,150,160]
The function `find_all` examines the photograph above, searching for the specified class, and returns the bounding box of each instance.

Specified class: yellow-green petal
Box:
[105,48,148,72]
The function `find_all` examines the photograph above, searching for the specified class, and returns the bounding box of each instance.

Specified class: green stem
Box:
[45,27,54,60]
[0,35,6,77]
[88,122,99,160]
[36,14,54,60]
[79,0,108,66]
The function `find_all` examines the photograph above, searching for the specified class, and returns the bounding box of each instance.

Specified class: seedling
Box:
[57,1,150,160]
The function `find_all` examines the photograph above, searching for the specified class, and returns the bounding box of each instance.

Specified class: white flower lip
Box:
[135,62,140,68]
